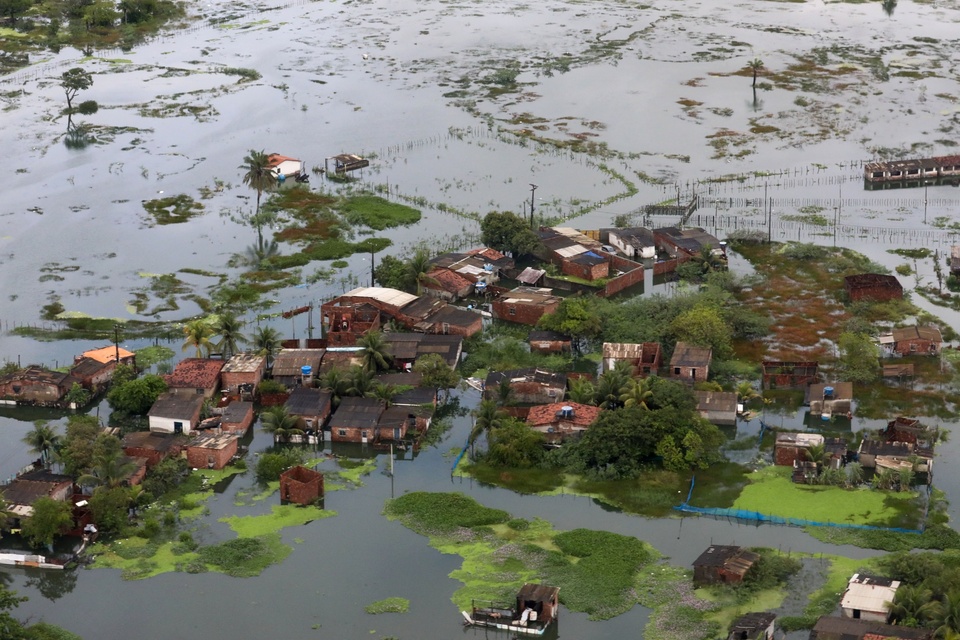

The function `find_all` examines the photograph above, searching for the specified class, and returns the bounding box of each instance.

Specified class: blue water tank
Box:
[301,365,312,376]
[824,386,834,398]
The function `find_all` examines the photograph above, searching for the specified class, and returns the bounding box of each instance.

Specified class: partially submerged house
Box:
[692,545,759,587]
[219,401,255,436]
[840,574,900,623]
[526,402,602,445]
[0,366,77,407]
[881,416,934,446]
[761,361,819,390]
[654,227,725,259]
[148,392,205,435]
[484,368,567,404]
[602,342,662,376]
[806,383,853,419]
[844,274,903,302]
[220,353,267,395]
[952,246,960,277]
[164,358,224,399]
[284,387,333,434]
[328,396,384,443]
[271,349,326,387]
[539,227,610,281]
[421,267,474,301]
[528,330,573,355]
[606,227,656,260]
[68,357,116,394]
[325,153,369,175]
[670,342,712,383]
[694,391,738,426]
[858,439,932,475]
[384,333,463,369]
[727,612,776,640]
[491,286,562,326]
[266,153,305,179]
[185,432,239,470]
[810,616,932,640]
[880,325,943,356]
[774,433,826,467]
[122,431,186,467]
[279,466,324,505]
[1,470,74,519]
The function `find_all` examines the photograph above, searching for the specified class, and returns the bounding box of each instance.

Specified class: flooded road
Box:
[2,0,960,637]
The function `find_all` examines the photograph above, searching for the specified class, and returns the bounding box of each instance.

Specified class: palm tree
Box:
[78,450,137,489]
[470,400,505,446]
[369,382,399,407]
[846,461,864,487]
[22,421,61,467]
[899,466,915,492]
[182,319,215,358]
[320,368,350,408]
[736,381,760,405]
[875,467,898,491]
[238,239,279,269]
[239,150,278,247]
[252,326,282,367]
[888,584,938,627]
[214,311,246,358]
[934,591,960,639]
[356,330,392,372]
[406,249,434,295]
[494,378,514,407]
[347,365,375,397]
[804,442,826,467]
[567,377,597,405]
[596,363,631,409]
[620,377,654,410]
[261,405,304,443]
[748,58,764,88]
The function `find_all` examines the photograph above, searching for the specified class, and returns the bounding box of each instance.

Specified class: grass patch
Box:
[384,492,510,536]
[728,466,920,528]
[365,597,410,614]
[220,504,335,537]
[197,534,291,577]
[337,195,421,230]
[142,194,204,226]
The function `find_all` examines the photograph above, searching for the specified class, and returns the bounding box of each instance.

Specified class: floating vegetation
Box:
[365,597,410,614]
[221,504,335,538]
[142,194,204,226]
[337,195,421,230]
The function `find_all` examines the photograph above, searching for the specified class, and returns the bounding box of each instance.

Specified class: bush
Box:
[77,100,98,114]
[138,516,161,539]
[507,518,530,531]
[255,448,305,483]
[384,492,510,536]
[258,379,287,395]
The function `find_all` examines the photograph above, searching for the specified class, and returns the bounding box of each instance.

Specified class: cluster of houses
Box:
[694,546,930,640]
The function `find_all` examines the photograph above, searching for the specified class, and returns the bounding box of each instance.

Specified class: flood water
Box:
[2,0,960,637]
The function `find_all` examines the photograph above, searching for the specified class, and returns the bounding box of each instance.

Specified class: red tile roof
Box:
[424,267,473,294]
[165,358,225,390]
[467,247,507,261]
[266,153,300,167]
[526,402,601,428]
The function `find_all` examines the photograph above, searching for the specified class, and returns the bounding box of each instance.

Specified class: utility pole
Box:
[833,207,839,247]
[370,250,376,287]
[924,183,929,224]
[114,324,121,363]
[529,183,538,229]
[765,183,771,243]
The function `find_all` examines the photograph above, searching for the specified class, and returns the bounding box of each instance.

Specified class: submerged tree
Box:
[182,319,215,358]
[260,405,304,443]
[214,311,246,358]
[61,67,93,123]
[748,58,764,88]
[239,150,278,247]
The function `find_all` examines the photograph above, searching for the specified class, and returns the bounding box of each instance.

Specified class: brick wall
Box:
[492,300,555,325]
[601,265,645,297]
[186,440,237,470]
[653,253,692,276]
[280,466,324,505]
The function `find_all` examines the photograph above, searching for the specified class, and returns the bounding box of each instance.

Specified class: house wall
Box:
[671,364,708,383]
[74,362,116,391]
[432,314,483,337]
[0,380,64,405]
[893,339,939,356]
[653,253,692,276]
[221,408,255,435]
[221,367,265,394]
[774,445,806,466]
[492,300,558,326]
[600,263,645,298]
[560,259,609,281]
[330,426,374,443]
[289,404,332,431]
[841,606,888,623]
[168,385,219,400]
[530,340,570,354]
[149,413,199,435]
[702,409,736,426]
[847,285,902,302]
[280,473,324,505]
[186,440,237,470]
[122,445,179,467]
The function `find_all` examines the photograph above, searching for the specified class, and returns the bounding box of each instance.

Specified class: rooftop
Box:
[148,392,205,420]
[272,349,326,377]
[527,402,602,428]
[220,401,254,424]
[486,368,567,389]
[329,396,384,429]
[81,345,136,364]
[341,287,418,309]
[285,387,332,416]
[671,342,712,367]
[693,545,759,570]
[1,470,73,506]
[221,353,267,374]
[123,431,186,452]
[891,325,942,343]
[694,391,738,413]
[423,267,473,294]
[500,286,562,308]
[811,616,931,640]
[165,358,225,389]
[188,432,239,451]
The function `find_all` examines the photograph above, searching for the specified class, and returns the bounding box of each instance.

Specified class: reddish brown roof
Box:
[424,267,473,294]
[165,358,225,390]
[467,247,507,261]
[526,402,601,428]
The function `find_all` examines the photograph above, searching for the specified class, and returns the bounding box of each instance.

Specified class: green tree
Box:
[83,0,118,28]
[620,377,654,410]
[21,498,73,549]
[320,368,350,408]
[567,377,597,405]
[412,353,460,401]
[538,297,602,352]
[406,249,434,296]
[182,319,215,358]
[61,68,92,113]
[374,255,412,291]
[369,382,399,407]
[846,461,864,487]
[57,415,100,478]
[748,58,764,88]
[63,382,91,408]
[470,400,505,446]
[596,362,631,409]
[479,211,540,257]
[239,150,278,247]
[22,421,61,467]
[260,405,304,443]
[111,362,137,386]
[356,330,392,372]
[252,325,282,366]
[78,434,135,489]
[214,311,246,358]
[887,584,937,627]
[0,584,28,640]
[934,591,960,638]
[736,381,760,405]
[484,419,546,468]
[0,0,31,23]
[88,485,133,533]
[838,332,880,383]
[671,304,732,359]
[107,374,167,414]
[656,435,686,472]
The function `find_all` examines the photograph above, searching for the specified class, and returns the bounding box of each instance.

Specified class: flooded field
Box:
[2,0,960,638]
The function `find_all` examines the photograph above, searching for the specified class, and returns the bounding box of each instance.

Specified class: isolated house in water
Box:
[806,382,853,419]
[280,466,324,505]
[761,361,818,389]
[883,325,942,356]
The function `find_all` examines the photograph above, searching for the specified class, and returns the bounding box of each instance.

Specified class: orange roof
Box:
[467,247,507,261]
[165,358,225,390]
[424,268,473,293]
[526,402,601,428]
[266,153,300,167]
[82,346,135,364]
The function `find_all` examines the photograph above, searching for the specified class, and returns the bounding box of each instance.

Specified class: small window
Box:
[196,388,204,395]
[361,430,368,438]
[674,367,681,375]
[509,307,516,316]
[337,429,346,437]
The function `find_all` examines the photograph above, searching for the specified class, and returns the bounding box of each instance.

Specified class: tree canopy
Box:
[538,297,602,351]
[479,211,540,257]
[107,374,168,414]
[412,353,460,399]
[21,498,73,549]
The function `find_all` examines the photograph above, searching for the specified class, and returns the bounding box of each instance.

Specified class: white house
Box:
[608,227,656,260]
[148,392,205,435]
[840,574,900,623]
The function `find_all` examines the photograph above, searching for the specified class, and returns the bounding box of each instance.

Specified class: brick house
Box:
[692,545,758,587]
[1,469,75,519]
[322,287,482,340]
[606,227,656,260]
[526,402,602,445]
[122,431,186,467]
[68,357,116,394]
[694,391,738,426]
[375,405,416,445]
[810,616,932,640]
[761,361,819,389]
[669,342,712,383]
[491,286,562,326]
[602,342,662,376]
[284,387,333,433]
[272,349,326,387]
[484,368,567,404]
[889,325,942,356]
[421,267,474,301]
[220,401,255,435]
[148,392,205,435]
[279,466,324,505]
[329,396,384,443]
[528,330,573,355]
[562,251,610,281]
[185,432,239,470]
[0,366,77,406]
[727,612,776,640]
[220,353,266,395]
[384,333,463,369]
[881,416,932,446]
[844,274,903,302]
[774,432,825,466]
[164,358,224,399]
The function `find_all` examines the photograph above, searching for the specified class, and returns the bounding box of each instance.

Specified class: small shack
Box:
[602,342,662,376]
[694,391,738,426]
[840,574,900,623]
[491,286,562,326]
[185,433,239,470]
[774,432,825,467]
[1,470,75,520]
[806,382,853,419]
[148,392,205,435]
[325,153,369,175]
[692,545,758,587]
[670,342,712,383]
[727,612,776,640]
[279,465,324,505]
[888,325,942,356]
[529,330,573,355]
[122,431,186,467]
[761,361,818,389]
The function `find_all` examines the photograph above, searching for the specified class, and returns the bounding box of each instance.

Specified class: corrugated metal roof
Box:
[840,574,900,614]
[343,287,418,308]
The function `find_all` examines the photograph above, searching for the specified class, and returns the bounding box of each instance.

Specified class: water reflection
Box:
[882,0,897,17]
[24,567,78,602]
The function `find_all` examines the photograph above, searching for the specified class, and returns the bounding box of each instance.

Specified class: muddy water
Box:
[2,0,960,637]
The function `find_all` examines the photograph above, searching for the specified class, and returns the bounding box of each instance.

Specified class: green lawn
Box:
[730,466,919,527]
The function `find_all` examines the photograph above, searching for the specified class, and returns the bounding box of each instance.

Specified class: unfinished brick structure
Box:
[279,465,324,505]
